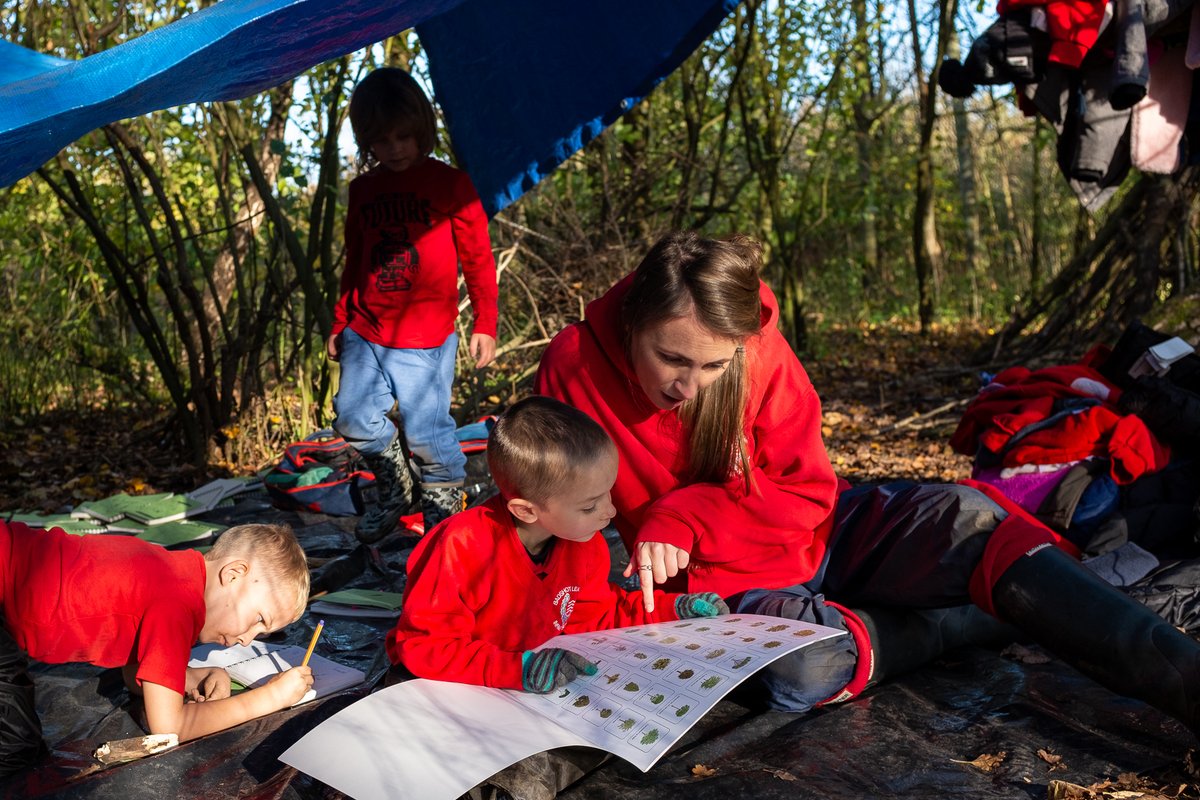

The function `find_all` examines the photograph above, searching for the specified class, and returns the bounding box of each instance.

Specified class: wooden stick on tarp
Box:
[92,733,178,766]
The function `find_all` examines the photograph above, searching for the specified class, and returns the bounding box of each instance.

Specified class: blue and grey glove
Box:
[675,592,730,619]
[520,648,598,694]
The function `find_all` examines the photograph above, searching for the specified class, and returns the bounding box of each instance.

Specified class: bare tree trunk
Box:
[908,0,957,330]
[948,30,984,321]
[851,0,883,309]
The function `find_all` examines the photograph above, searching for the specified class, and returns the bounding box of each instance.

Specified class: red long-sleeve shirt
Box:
[334,157,498,347]
[535,274,840,598]
[387,495,680,689]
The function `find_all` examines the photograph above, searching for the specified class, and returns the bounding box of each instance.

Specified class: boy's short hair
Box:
[206,523,309,621]
[488,396,615,506]
[348,68,438,166]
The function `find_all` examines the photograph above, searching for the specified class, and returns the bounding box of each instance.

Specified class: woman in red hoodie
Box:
[536,230,1200,728]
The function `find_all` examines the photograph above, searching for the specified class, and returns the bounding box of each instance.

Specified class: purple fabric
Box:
[970,464,1074,515]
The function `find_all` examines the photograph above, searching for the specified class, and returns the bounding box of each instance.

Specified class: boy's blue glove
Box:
[675,592,730,619]
[520,648,597,694]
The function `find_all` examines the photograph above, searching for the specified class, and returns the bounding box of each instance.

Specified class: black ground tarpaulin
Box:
[3,494,1196,800]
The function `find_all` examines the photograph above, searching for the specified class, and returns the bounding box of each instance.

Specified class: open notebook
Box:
[189,641,366,705]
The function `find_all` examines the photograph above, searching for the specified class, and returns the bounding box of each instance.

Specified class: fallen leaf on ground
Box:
[762,768,797,781]
[951,751,1007,772]
[691,764,717,777]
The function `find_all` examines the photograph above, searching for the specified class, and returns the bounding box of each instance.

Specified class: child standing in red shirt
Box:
[387,396,729,693]
[327,67,499,542]
[0,521,313,776]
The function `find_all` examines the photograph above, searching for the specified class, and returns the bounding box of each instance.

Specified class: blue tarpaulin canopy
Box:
[0,0,739,215]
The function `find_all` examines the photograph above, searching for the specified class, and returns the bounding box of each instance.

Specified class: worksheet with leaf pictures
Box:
[523,614,844,769]
[280,615,844,800]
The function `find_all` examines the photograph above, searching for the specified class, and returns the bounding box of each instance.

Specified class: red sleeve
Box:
[132,602,201,694]
[386,531,523,689]
[450,170,498,338]
[636,337,839,558]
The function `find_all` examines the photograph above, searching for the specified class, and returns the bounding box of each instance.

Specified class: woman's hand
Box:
[624,541,691,613]
[325,332,342,362]
[184,666,232,703]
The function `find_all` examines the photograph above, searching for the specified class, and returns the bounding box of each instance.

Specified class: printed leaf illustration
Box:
[650,693,665,704]
[750,621,766,627]
[661,635,679,644]
[768,624,788,632]
[619,717,636,731]
[701,675,721,689]
[677,669,695,679]
[676,704,691,717]
[685,643,701,651]
[651,658,670,670]
[605,673,621,685]
[764,640,783,648]
[640,728,661,745]
[705,648,727,660]
[633,652,648,660]
[573,695,591,707]
[676,622,693,628]
[599,708,613,718]
[558,688,570,698]
[622,682,640,692]
[742,637,756,643]
[793,629,816,637]
[732,656,752,669]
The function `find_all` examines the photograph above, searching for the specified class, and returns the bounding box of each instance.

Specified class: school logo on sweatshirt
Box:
[371,226,419,292]
[552,585,581,631]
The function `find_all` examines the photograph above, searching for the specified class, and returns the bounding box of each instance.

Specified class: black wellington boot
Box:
[992,543,1200,735]
[856,604,1019,688]
[356,435,416,544]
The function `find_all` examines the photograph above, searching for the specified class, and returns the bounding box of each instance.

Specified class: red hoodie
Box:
[535,275,840,598]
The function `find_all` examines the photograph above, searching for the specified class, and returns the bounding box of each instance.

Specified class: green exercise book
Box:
[136,519,226,547]
[120,492,209,525]
[72,495,143,523]
[308,589,405,619]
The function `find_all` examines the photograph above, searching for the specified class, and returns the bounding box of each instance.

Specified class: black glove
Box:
[675,592,730,619]
[520,648,597,693]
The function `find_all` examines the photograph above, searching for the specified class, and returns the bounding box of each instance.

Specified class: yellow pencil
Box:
[301,619,325,667]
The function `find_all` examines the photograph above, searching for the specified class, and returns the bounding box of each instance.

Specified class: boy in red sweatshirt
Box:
[0,522,313,776]
[387,396,728,693]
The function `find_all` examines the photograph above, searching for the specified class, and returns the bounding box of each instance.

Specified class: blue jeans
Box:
[734,586,858,713]
[332,328,466,484]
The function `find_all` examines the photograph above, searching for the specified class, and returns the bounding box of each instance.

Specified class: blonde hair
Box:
[206,523,310,623]
[621,231,764,486]
[348,68,438,169]
[488,396,616,506]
